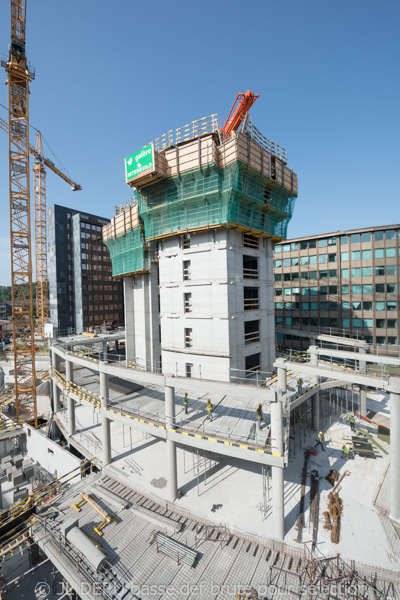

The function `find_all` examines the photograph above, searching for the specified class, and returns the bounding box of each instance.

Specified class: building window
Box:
[309,256,317,265]
[182,234,190,249]
[361,232,371,243]
[275,259,282,268]
[275,289,282,296]
[387,301,397,311]
[274,274,282,282]
[300,241,308,250]
[388,337,398,345]
[363,319,373,328]
[243,234,258,249]
[302,302,309,310]
[352,285,362,294]
[341,252,349,261]
[329,285,337,294]
[353,319,362,328]
[342,269,349,278]
[376,337,386,345]
[184,293,192,313]
[386,248,396,258]
[274,245,282,253]
[310,302,318,310]
[343,318,350,328]
[329,270,337,278]
[352,300,362,310]
[375,248,384,259]
[352,268,361,277]
[319,239,327,247]
[363,301,372,311]
[375,283,385,294]
[185,363,193,378]
[283,258,290,267]
[374,231,384,242]
[291,257,299,266]
[376,301,385,311]
[375,266,385,276]
[244,320,260,345]
[184,328,192,348]
[387,265,396,276]
[340,236,348,246]
[319,254,327,264]
[245,353,261,375]
[309,240,316,249]
[387,319,397,329]
[328,253,337,262]
[386,230,396,240]
[351,251,361,261]
[300,256,309,265]
[362,267,372,277]
[183,260,191,281]
[291,242,298,251]
[243,256,259,279]
[376,319,386,329]
[244,288,259,310]
[351,234,360,244]
[328,237,336,245]
[362,250,372,259]
[282,244,290,252]
[342,301,350,311]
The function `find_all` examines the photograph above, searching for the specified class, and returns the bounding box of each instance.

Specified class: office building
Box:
[273,225,399,352]
[48,204,124,334]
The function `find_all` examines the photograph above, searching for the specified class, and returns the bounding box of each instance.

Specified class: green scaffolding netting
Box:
[107,161,297,276]
[104,226,147,276]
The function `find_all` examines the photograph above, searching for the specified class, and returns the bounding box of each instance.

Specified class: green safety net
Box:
[104,226,147,277]
[107,160,297,276]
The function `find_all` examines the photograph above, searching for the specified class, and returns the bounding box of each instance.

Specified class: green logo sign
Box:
[125,144,154,183]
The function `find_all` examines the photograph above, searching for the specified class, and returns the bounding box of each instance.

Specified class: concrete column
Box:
[309,345,318,366]
[388,377,400,524]
[115,340,118,353]
[312,390,320,431]
[66,359,75,437]
[51,350,61,413]
[270,398,284,540]
[100,367,111,467]
[102,341,108,362]
[165,384,178,502]
[359,386,367,418]
[275,358,287,395]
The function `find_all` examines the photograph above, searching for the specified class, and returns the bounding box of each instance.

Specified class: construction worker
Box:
[314,431,325,451]
[297,377,303,394]
[349,413,355,431]
[206,399,214,421]
[342,443,351,460]
[183,392,188,414]
[256,403,263,430]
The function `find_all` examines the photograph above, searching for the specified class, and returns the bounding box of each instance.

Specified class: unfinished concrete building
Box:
[103,113,298,381]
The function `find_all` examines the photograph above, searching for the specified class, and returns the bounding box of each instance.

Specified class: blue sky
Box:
[0,0,399,284]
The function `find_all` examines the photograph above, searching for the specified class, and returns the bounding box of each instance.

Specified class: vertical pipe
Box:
[165,384,178,501]
[271,399,284,540]
[51,349,61,413]
[66,359,75,437]
[100,366,111,466]
[312,391,320,432]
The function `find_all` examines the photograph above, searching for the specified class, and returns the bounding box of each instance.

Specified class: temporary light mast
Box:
[2,0,37,425]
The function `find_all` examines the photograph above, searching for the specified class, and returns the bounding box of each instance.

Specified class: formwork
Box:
[103,117,298,277]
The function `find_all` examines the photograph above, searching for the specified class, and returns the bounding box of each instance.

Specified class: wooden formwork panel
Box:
[163,134,218,178]
[103,204,140,241]
[219,133,298,196]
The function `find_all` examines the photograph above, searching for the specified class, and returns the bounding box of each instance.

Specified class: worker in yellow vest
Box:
[342,443,351,460]
[349,413,355,432]
[314,431,325,451]
[256,403,263,430]
[206,399,214,421]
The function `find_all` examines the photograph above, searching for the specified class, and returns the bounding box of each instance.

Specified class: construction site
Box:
[0,2,399,600]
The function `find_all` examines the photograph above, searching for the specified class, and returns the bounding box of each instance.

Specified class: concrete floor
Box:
[55,386,395,571]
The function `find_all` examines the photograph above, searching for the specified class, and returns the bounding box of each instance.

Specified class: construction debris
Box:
[326,491,343,544]
[236,588,259,600]
[325,469,339,487]
[323,510,332,531]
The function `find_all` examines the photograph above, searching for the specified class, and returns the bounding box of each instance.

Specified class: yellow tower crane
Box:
[1,0,37,426]
[0,118,82,338]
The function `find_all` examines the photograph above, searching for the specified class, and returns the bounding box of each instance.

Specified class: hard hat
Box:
[259,403,262,407]
[319,432,322,435]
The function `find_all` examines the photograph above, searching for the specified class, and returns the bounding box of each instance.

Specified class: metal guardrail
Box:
[148,114,219,153]
[247,120,288,163]
[277,323,365,340]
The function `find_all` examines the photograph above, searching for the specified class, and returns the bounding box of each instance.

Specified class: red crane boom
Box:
[221,90,259,140]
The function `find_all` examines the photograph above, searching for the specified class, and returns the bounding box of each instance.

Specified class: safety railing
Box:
[243,267,259,280]
[147,114,219,153]
[246,120,288,163]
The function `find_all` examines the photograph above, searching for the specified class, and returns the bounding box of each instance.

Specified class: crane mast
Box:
[33,132,48,338]
[3,0,37,425]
